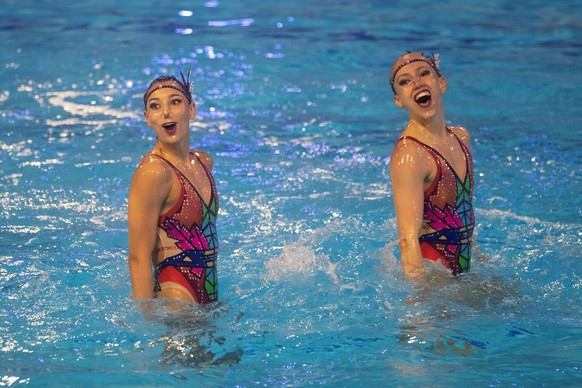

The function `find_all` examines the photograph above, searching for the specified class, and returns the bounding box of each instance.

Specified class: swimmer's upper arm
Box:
[127,157,172,299]
[389,141,430,277]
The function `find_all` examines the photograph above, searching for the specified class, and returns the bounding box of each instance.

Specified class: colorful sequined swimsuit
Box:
[397,131,474,275]
[152,152,218,303]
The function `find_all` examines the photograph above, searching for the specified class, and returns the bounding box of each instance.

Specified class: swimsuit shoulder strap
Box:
[395,136,443,199]
[396,136,441,163]
[189,151,218,201]
[145,153,187,224]
[147,150,217,210]
[450,132,472,164]
[145,152,183,178]
[189,151,210,177]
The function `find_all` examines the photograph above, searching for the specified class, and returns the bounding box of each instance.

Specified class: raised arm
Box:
[390,141,432,279]
[127,157,172,299]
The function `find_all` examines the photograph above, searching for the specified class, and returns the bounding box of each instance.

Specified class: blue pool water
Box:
[1,0,581,386]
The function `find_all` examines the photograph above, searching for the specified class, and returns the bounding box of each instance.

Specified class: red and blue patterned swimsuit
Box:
[152,152,218,303]
[398,132,474,275]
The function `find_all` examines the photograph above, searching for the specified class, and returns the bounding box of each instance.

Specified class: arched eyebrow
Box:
[390,57,441,93]
[147,92,185,103]
[144,84,190,105]
[395,63,433,79]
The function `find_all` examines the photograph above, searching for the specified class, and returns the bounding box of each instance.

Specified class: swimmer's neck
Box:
[406,116,448,140]
[153,141,191,163]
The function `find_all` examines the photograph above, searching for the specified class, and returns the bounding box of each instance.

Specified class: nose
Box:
[163,104,171,118]
[411,75,425,89]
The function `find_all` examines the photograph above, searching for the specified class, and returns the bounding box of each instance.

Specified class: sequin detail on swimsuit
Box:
[396,131,474,275]
[151,152,218,303]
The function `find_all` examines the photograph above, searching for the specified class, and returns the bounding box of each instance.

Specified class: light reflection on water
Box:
[1,84,581,384]
[1,0,581,385]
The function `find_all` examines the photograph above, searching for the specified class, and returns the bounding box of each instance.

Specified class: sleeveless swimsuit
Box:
[397,131,474,275]
[151,152,219,303]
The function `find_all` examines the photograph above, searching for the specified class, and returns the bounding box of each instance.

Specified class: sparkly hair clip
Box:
[390,52,442,94]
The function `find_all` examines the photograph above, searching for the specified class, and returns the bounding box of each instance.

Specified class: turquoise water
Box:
[1,0,581,386]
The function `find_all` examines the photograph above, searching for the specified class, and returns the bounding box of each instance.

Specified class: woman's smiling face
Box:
[394,61,440,104]
[391,54,447,119]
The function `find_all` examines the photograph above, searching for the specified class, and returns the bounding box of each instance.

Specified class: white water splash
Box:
[263,217,372,291]
[265,243,335,281]
[44,91,138,120]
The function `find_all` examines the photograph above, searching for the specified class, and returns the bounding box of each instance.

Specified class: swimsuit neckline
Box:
[399,130,470,184]
[173,154,215,210]
[151,151,216,210]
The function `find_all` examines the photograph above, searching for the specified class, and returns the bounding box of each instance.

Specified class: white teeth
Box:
[415,91,431,104]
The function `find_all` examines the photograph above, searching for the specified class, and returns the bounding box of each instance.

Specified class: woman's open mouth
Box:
[162,122,177,133]
[414,91,432,108]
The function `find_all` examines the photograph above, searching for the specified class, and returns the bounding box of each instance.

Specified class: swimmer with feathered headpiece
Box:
[388,51,476,281]
[129,70,220,304]
[143,70,193,107]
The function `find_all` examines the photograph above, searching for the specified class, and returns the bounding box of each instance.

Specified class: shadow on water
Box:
[136,299,243,368]
[379,235,534,360]
[395,273,521,359]
[398,324,487,357]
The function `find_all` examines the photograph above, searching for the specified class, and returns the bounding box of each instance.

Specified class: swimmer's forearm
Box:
[398,236,425,279]
[128,254,155,299]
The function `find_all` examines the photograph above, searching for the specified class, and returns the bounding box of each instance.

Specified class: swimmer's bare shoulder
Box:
[449,125,471,149]
[390,137,431,170]
[390,137,436,192]
[130,154,173,200]
[192,149,214,171]
[135,153,173,180]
